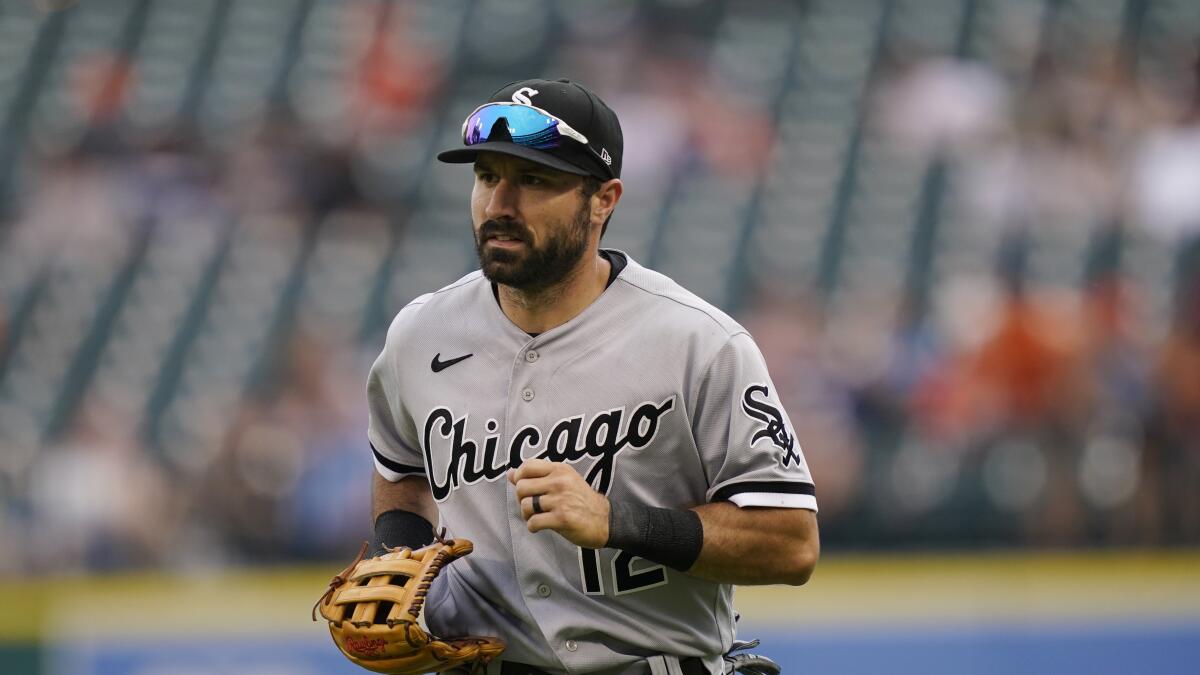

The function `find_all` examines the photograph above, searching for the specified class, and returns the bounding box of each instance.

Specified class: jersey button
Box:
[525,350,538,363]
[536,583,551,598]
[565,640,578,652]
[521,388,535,402]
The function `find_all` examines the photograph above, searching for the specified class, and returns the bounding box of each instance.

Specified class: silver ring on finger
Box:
[532,494,544,515]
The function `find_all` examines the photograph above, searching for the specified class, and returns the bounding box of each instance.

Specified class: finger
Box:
[525,512,558,534]
[520,494,552,520]
[511,458,555,483]
[514,475,558,500]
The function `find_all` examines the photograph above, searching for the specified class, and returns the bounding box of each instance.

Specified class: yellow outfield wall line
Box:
[0,566,331,643]
[0,550,1197,642]
[736,549,1200,627]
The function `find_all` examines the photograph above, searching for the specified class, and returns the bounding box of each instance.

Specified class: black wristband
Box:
[605,501,704,572]
[371,509,435,557]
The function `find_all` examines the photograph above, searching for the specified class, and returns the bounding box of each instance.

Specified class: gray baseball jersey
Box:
[367,251,816,674]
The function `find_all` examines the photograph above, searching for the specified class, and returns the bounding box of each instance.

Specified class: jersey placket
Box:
[503,333,575,667]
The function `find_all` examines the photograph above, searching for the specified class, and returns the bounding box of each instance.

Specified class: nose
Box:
[484,176,520,222]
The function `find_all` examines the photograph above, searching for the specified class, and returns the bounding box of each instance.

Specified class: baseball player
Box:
[366,78,819,675]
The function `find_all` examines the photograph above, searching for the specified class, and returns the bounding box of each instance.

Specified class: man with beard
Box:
[363,79,819,675]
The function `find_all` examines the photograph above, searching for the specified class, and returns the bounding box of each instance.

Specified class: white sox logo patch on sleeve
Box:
[741,384,802,467]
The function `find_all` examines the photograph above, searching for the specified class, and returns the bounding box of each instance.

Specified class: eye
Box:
[520,174,546,186]
[476,171,499,185]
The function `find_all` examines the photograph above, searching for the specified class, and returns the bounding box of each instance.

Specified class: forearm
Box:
[686,502,819,586]
[604,496,819,586]
[372,471,438,524]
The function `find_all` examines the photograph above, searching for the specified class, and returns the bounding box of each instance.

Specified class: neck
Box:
[498,252,611,334]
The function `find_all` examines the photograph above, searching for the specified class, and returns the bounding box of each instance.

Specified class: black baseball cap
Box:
[437,78,622,180]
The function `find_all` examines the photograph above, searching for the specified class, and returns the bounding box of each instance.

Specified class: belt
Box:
[680,657,708,675]
[499,657,709,675]
[499,664,549,675]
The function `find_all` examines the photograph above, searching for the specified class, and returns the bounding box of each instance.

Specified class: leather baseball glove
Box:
[314,536,505,674]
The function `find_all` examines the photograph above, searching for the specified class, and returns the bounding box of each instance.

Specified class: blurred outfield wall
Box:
[1,550,1197,675]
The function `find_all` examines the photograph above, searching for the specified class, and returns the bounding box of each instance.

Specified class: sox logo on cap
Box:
[512,87,539,105]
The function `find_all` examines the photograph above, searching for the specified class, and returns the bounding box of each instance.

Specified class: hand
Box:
[509,458,610,549]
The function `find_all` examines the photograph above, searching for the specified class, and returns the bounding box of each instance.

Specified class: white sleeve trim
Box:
[369,434,425,482]
[729,492,818,512]
[373,457,409,482]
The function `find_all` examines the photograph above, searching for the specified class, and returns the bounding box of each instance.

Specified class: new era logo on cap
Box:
[600,148,612,165]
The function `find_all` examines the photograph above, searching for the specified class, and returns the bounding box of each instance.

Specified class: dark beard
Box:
[474,200,592,292]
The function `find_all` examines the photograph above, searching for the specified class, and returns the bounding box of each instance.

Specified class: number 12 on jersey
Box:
[579,548,669,595]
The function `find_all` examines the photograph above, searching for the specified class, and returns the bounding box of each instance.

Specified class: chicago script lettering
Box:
[422,396,676,501]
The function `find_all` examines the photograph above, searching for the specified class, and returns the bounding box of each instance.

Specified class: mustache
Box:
[478,219,531,241]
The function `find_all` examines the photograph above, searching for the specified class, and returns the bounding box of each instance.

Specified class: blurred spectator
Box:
[1143,241,1200,544]
[964,263,1080,434]
[347,1,446,135]
[25,398,174,571]
[130,128,223,228]
[68,51,135,129]
[1132,125,1200,241]
[872,50,1010,159]
[10,147,138,266]
[194,331,369,563]
[1130,53,1200,242]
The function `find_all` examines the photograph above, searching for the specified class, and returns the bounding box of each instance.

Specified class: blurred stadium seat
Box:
[1,0,1199,567]
[1,0,1199,672]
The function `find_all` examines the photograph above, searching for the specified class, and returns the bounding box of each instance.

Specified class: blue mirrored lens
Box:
[465,105,563,150]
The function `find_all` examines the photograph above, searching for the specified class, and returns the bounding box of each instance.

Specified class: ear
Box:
[591,178,623,227]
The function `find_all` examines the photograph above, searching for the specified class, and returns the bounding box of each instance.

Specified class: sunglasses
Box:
[461,102,615,179]
[462,102,591,150]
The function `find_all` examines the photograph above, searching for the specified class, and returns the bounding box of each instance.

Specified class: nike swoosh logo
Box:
[431,352,474,372]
